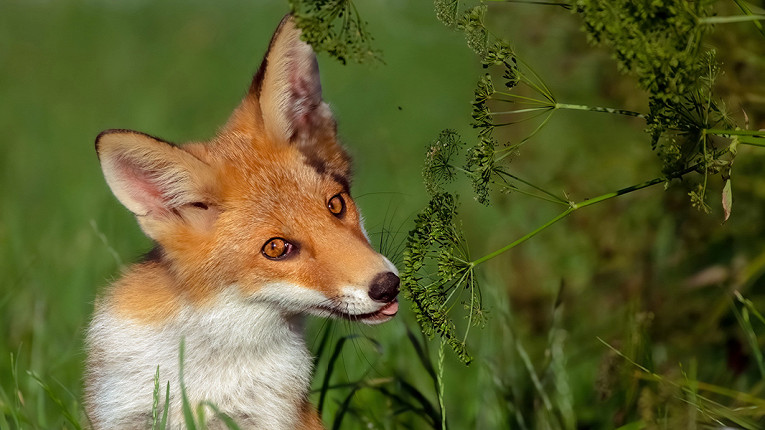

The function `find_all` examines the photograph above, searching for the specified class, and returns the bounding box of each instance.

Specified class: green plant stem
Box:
[554,103,646,118]
[470,166,697,267]
[493,92,551,105]
[732,0,765,38]
[698,15,765,24]
[437,339,447,430]
[490,107,551,115]
[704,128,765,137]
[495,170,568,205]
[487,0,572,7]
[737,136,765,147]
[703,128,765,147]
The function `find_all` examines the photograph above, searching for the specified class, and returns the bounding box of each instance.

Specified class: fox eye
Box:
[262,237,294,260]
[327,194,345,217]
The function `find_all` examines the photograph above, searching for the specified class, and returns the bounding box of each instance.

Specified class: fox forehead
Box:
[194,137,351,214]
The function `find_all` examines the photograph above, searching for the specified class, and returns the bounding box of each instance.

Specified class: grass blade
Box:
[152,366,171,430]
[331,384,362,430]
[0,379,20,429]
[152,366,161,429]
[313,320,335,368]
[731,300,765,379]
[405,328,437,383]
[201,401,242,430]
[732,0,765,38]
[26,371,82,430]
[160,382,170,429]
[178,339,197,430]
[317,334,382,415]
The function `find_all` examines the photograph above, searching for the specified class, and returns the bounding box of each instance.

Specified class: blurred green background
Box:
[2,0,765,428]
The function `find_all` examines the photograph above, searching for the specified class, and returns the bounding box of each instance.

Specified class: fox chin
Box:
[85,14,399,430]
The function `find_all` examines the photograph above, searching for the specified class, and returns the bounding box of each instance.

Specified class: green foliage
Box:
[465,134,498,205]
[458,5,491,57]
[574,0,713,104]
[422,130,464,196]
[402,0,765,427]
[573,0,746,207]
[401,191,481,364]
[289,0,381,64]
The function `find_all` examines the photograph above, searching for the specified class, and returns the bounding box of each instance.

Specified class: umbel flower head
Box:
[401,192,484,364]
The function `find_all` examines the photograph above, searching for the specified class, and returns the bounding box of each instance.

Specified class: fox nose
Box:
[368,272,400,303]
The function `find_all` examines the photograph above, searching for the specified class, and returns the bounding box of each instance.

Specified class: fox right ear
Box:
[96,130,217,238]
[251,15,335,146]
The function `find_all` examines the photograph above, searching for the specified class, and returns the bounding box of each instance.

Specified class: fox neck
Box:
[173,289,315,426]
[184,286,308,349]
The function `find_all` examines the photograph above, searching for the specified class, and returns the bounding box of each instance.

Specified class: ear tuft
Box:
[96,130,217,220]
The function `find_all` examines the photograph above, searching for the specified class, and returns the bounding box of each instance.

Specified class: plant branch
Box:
[554,103,646,118]
[470,165,698,266]
[495,169,569,204]
[698,15,765,24]
[732,0,765,38]
[487,0,572,8]
[704,128,765,137]
[704,128,765,147]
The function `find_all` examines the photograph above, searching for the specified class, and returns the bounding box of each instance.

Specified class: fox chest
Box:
[86,302,314,429]
[178,335,314,428]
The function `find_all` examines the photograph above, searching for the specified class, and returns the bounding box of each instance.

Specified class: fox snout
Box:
[369,271,399,303]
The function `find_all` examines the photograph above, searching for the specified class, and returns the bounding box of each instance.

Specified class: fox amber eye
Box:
[328,194,345,217]
[262,238,293,260]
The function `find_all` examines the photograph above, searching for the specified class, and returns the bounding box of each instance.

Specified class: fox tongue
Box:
[379,300,399,316]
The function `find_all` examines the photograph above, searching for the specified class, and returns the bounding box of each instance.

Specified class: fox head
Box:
[95,16,399,324]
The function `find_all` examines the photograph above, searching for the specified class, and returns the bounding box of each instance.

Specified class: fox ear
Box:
[96,130,217,238]
[252,15,336,145]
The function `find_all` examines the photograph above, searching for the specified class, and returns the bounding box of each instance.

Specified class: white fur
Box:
[86,288,313,429]
[382,256,399,276]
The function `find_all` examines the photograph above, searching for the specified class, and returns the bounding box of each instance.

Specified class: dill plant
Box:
[289,0,381,64]
[401,0,765,370]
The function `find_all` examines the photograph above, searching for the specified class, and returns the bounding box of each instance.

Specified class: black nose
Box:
[368,272,400,303]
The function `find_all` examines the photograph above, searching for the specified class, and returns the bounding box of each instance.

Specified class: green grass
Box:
[2,0,765,428]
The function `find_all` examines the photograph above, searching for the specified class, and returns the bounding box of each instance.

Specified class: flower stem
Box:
[699,15,765,24]
[470,166,697,266]
[554,103,646,118]
[732,0,765,38]
[704,128,765,137]
[704,128,765,147]
[487,0,572,8]
[490,107,551,115]
[437,339,447,430]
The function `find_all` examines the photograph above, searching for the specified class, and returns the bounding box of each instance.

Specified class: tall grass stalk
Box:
[151,366,170,430]
[437,339,447,430]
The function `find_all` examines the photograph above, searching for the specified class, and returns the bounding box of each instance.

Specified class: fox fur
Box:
[85,15,399,429]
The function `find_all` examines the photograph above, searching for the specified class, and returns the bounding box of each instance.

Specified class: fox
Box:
[85,15,400,430]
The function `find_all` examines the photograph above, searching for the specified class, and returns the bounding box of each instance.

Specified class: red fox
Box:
[85,15,399,429]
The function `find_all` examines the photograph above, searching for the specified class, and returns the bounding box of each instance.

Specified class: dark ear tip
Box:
[94,129,177,159]
[280,13,294,26]
[249,14,301,97]
[95,129,127,157]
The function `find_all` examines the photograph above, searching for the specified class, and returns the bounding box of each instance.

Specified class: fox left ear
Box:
[252,15,337,147]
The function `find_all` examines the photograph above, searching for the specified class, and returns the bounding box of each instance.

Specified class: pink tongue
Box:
[380,301,399,316]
